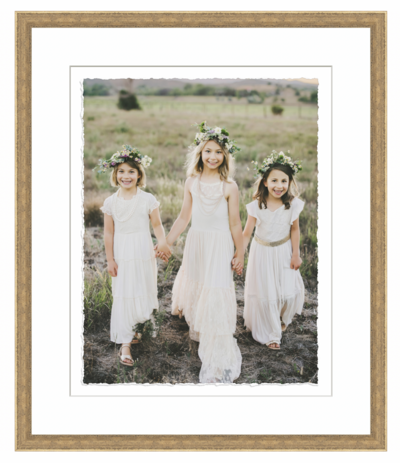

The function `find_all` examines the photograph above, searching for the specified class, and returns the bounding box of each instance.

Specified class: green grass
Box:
[84,269,112,332]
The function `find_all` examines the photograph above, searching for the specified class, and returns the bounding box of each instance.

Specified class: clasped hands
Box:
[154,242,172,262]
[231,251,244,276]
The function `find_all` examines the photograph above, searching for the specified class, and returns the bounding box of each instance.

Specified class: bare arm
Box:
[226,181,244,269]
[242,214,257,251]
[290,218,302,270]
[165,177,194,246]
[104,213,118,277]
[149,206,171,256]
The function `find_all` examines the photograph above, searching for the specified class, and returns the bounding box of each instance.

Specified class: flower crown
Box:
[93,144,152,174]
[189,121,241,155]
[251,150,302,178]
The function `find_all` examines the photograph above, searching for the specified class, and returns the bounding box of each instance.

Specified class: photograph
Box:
[82,77,319,385]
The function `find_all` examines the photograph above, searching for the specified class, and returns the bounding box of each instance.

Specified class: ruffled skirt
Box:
[110,231,158,343]
[171,228,242,383]
[244,238,304,345]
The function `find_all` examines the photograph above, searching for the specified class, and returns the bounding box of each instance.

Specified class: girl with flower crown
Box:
[240,151,305,350]
[96,145,171,367]
[157,122,243,383]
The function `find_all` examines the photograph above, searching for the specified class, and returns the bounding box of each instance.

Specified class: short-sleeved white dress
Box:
[101,188,160,344]
[171,176,242,383]
[244,197,305,346]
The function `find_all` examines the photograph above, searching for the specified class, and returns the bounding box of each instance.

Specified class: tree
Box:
[247,90,265,104]
[310,90,318,104]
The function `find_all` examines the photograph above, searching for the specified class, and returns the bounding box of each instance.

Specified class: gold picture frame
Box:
[15,11,386,451]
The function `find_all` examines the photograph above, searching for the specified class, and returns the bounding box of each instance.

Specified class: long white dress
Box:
[101,188,160,344]
[171,176,242,383]
[244,197,305,346]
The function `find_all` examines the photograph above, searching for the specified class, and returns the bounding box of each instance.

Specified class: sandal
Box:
[119,343,135,366]
[131,332,142,344]
[267,342,280,350]
[281,321,287,332]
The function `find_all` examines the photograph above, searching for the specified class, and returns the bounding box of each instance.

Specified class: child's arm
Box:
[226,182,244,275]
[149,206,171,258]
[165,177,194,246]
[290,218,302,270]
[242,215,257,251]
[104,214,118,277]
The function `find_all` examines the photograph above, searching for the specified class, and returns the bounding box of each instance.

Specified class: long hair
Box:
[185,139,235,182]
[253,164,299,210]
[110,159,146,188]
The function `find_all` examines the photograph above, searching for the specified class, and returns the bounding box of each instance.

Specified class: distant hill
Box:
[84,77,317,93]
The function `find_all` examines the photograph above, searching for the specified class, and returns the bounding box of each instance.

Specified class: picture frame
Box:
[15,11,386,451]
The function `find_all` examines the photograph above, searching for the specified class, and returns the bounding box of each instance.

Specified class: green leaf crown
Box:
[189,121,241,155]
[93,145,152,174]
[251,150,302,178]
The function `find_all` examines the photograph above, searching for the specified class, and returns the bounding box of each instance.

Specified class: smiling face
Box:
[201,140,225,172]
[116,162,141,190]
[264,168,290,199]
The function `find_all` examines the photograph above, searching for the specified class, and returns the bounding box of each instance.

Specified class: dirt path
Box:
[83,228,318,385]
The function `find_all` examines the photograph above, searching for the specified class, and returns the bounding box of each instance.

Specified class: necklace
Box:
[196,175,225,216]
[112,188,141,222]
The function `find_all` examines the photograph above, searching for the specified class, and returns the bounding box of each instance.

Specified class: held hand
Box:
[154,244,169,262]
[157,242,172,258]
[231,256,244,276]
[157,251,169,262]
[107,260,118,277]
[290,254,302,271]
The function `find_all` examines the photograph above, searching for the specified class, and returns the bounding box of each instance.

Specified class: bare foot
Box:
[267,342,280,350]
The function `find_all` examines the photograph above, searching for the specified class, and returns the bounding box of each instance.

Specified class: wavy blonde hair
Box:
[110,159,146,188]
[185,139,235,181]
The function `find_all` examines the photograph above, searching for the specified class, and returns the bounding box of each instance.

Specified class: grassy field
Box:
[83,94,319,384]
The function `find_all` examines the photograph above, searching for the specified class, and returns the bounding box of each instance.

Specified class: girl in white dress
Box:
[241,151,305,350]
[158,122,244,383]
[96,145,171,366]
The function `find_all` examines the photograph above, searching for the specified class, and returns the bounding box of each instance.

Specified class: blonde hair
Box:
[110,159,146,188]
[185,139,235,181]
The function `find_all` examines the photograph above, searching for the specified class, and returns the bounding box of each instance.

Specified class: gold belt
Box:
[254,232,291,247]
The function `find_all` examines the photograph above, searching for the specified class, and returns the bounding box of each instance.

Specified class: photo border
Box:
[15,11,386,451]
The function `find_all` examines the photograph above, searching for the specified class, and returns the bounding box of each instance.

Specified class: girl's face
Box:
[264,169,290,199]
[201,140,224,171]
[116,163,140,190]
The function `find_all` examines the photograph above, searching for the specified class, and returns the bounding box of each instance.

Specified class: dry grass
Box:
[82,93,319,384]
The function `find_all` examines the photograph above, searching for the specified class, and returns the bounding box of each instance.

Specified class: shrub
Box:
[271,105,284,115]
[117,90,141,110]
[298,96,309,103]
[84,83,110,96]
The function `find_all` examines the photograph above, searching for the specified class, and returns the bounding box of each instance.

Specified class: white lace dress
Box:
[244,197,305,346]
[101,188,160,344]
[171,176,242,383]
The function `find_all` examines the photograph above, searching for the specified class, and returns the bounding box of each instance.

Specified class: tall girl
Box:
[96,145,171,366]
[242,151,305,350]
[163,122,243,383]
